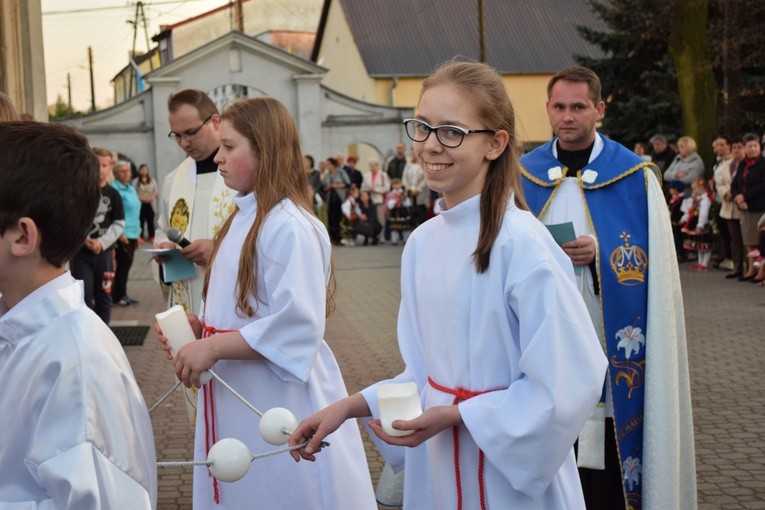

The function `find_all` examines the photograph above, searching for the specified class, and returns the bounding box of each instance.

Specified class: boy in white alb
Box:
[0,122,157,508]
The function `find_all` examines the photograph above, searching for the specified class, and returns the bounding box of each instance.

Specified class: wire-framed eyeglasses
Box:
[168,115,213,142]
[403,118,495,148]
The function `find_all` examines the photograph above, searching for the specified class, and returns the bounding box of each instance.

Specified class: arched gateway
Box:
[66,31,411,190]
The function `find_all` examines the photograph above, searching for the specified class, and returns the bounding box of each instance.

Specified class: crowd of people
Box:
[636,131,765,283]
[304,144,432,247]
[1,56,722,509]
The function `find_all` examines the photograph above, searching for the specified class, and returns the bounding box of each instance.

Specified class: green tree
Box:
[578,0,765,172]
[709,0,765,136]
[576,0,681,148]
[49,94,79,120]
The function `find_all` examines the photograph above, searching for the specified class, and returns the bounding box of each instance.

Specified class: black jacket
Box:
[731,155,765,212]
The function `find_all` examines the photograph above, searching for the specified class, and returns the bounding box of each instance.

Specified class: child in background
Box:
[290,60,606,509]
[356,189,382,245]
[69,146,125,324]
[158,97,376,509]
[341,184,361,246]
[133,163,157,243]
[385,178,413,245]
[0,121,156,508]
[668,180,687,262]
[680,178,714,271]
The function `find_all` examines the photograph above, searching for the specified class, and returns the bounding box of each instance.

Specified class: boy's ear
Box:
[10,218,40,257]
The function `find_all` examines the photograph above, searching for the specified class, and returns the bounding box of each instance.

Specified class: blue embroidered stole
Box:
[520,136,656,509]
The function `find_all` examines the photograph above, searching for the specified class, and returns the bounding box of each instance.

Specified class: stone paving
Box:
[113,245,765,509]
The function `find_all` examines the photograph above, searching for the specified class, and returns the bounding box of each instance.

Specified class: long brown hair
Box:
[421,60,528,273]
[204,97,335,317]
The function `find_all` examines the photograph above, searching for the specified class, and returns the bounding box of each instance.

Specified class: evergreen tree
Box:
[709,0,765,136]
[578,0,765,151]
[576,0,682,148]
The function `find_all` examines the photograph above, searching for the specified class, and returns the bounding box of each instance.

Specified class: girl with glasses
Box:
[290,60,607,509]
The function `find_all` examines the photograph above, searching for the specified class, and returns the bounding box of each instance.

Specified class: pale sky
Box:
[42,0,227,112]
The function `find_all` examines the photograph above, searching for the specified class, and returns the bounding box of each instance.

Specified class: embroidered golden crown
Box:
[609,232,648,285]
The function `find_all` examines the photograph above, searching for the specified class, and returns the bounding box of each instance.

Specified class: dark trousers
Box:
[327,194,343,244]
[410,204,427,228]
[113,238,137,301]
[576,417,627,510]
[672,224,687,260]
[726,218,744,272]
[70,246,114,325]
[139,203,155,240]
[718,214,732,260]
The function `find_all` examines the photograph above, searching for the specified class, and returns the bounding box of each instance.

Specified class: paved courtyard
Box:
[114,244,765,509]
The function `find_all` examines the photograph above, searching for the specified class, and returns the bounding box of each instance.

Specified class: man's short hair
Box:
[547,65,601,105]
[167,89,218,119]
[649,134,668,144]
[0,122,100,267]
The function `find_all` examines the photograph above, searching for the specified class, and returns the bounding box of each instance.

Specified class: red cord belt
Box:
[427,376,505,510]
[202,324,235,505]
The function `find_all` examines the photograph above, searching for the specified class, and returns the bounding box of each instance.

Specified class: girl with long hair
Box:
[290,60,607,509]
[162,97,376,509]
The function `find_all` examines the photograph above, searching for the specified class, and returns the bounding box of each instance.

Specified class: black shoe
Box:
[725,272,742,279]
[372,238,379,245]
[738,274,755,281]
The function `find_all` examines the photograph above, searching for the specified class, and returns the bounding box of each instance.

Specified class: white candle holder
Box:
[155,305,211,385]
[377,382,422,437]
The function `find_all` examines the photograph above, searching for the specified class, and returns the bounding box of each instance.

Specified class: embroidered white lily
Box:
[581,169,598,184]
[547,166,563,181]
[615,325,645,359]
[623,456,642,491]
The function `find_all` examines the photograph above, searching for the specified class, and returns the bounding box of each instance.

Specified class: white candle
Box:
[377,382,422,437]
[155,305,211,385]
[155,305,196,356]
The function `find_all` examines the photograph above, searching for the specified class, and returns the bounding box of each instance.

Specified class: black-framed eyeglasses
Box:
[168,115,212,142]
[403,118,495,148]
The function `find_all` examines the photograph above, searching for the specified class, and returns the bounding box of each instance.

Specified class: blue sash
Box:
[520,136,657,509]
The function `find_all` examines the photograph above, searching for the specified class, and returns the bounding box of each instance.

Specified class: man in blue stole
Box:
[519,66,696,510]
